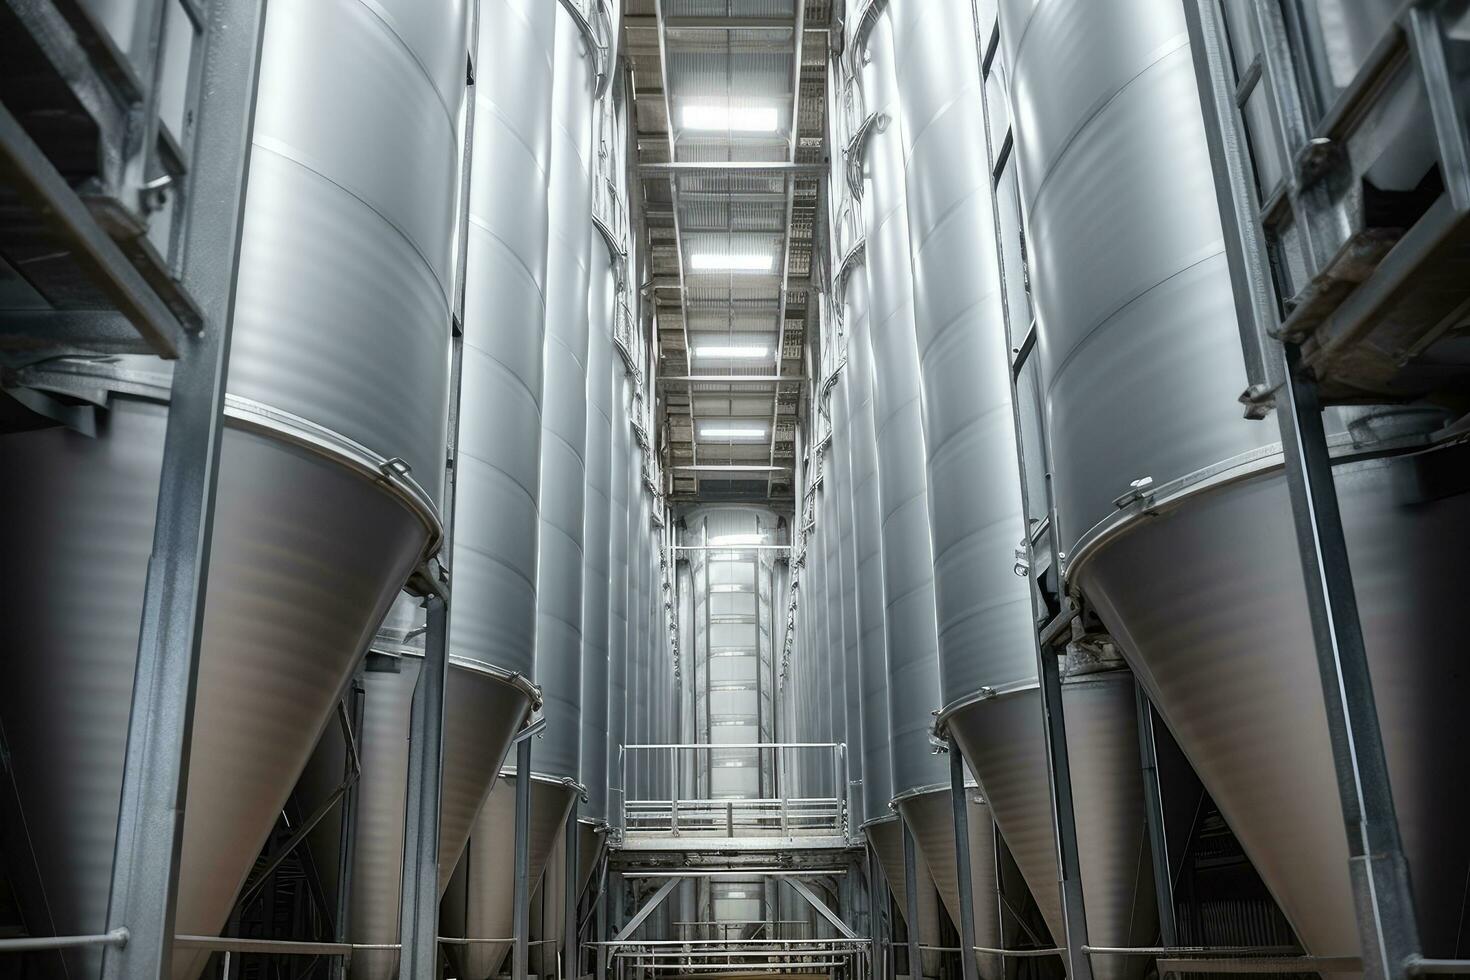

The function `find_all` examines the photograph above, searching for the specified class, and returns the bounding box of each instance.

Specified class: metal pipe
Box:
[0,930,130,953]
[513,734,534,980]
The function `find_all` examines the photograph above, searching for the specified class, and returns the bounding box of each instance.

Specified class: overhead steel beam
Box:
[639,161,828,176]
[672,464,792,473]
[97,3,268,977]
[658,375,803,384]
[626,15,827,31]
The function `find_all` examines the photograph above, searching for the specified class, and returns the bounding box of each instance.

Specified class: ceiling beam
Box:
[637,161,827,176]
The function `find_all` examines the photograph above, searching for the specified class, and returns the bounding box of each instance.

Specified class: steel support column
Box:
[1276,342,1421,980]
[565,803,581,980]
[902,822,924,980]
[514,735,534,980]
[98,3,269,977]
[1134,682,1176,948]
[398,592,450,978]
[948,744,980,980]
[330,679,365,980]
[1036,646,1094,980]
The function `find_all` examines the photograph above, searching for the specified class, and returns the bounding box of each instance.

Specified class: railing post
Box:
[778,746,790,834]
[670,746,680,835]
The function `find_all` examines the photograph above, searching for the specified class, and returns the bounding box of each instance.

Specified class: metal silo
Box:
[0,0,464,974]
[884,0,1156,963]
[607,368,633,835]
[829,362,864,835]
[1001,0,1470,966]
[581,210,615,876]
[534,0,597,802]
[445,5,596,972]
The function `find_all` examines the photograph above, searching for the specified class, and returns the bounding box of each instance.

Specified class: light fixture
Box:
[689,253,773,272]
[692,344,769,359]
[681,104,779,132]
[725,891,749,899]
[710,583,750,593]
[699,426,768,439]
[710,532,764,546]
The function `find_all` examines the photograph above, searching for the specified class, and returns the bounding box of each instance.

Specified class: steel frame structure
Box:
[1182,3,1470,978]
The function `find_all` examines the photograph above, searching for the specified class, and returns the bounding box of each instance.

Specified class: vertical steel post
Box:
[99,4,269,978]
[1036,647,1094,980]
[1276,342,1421,980]
[902,821,924,980]
[331,680,365,980]
[1134,681,1176,947]
[398,592,450,978]
[868,845,887,980]
[565,803,581,980]
[948,744,980,980]
[514,735,535,980]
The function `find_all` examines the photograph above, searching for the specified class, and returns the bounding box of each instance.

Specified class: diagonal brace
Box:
[788,877,859,941]
[611,878,681,944]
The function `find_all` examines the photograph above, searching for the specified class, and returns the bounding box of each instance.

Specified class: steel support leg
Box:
[330,680,365,980]
[97,4,269,978]
[868,845,887,980]
[902,821,925,980]
[949,744,981,980]
[398,593,449,979]
[1134,682,1176,948]
[1277,343,1421,980]
[1036,648,1094,980]
[566,805,581,980]
[514,735,534,980]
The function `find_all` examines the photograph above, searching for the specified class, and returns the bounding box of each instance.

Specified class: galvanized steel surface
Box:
[0,397,431,979]
[1076,448,1470,963]
[998,0,1272,559]
[888,0,1035,708]
[852,8,948,803]
[1004,0,1470,964]
[946,691,1063,942]
[441,776,577,980]
[535,3,599,785]
[1060,669,1156,980]
[842,262,896,824]
[867,816,944,975]
[227,0,465,496]
[451,0,557,682]
[897,788,1005,980]
[582,216,617,823]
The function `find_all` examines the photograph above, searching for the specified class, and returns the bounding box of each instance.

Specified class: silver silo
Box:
[448,5,598,972]
[1001,0,1470,966]
[0,0,467,975]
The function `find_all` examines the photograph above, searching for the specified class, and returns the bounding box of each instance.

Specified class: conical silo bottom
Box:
[896,788,1004,980]
[577,820,606,900]
[1059,669,1156,980]
[440,774,577,980]
[1074,445,1470,968]
[945,689,1064,944]
[0,395,437,980]
[866,816,944,978]
[295,652,529,980]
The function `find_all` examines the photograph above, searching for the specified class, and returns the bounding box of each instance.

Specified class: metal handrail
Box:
[0,929,129,953]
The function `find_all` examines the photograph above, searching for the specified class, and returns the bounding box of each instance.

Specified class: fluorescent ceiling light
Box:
[725,891,749,899]
[689,253,773,272]
[692,344,769,359]
[681,104,779,132]
[710,532,764,546]
[710,583,750,593]
[699,426,768,439]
